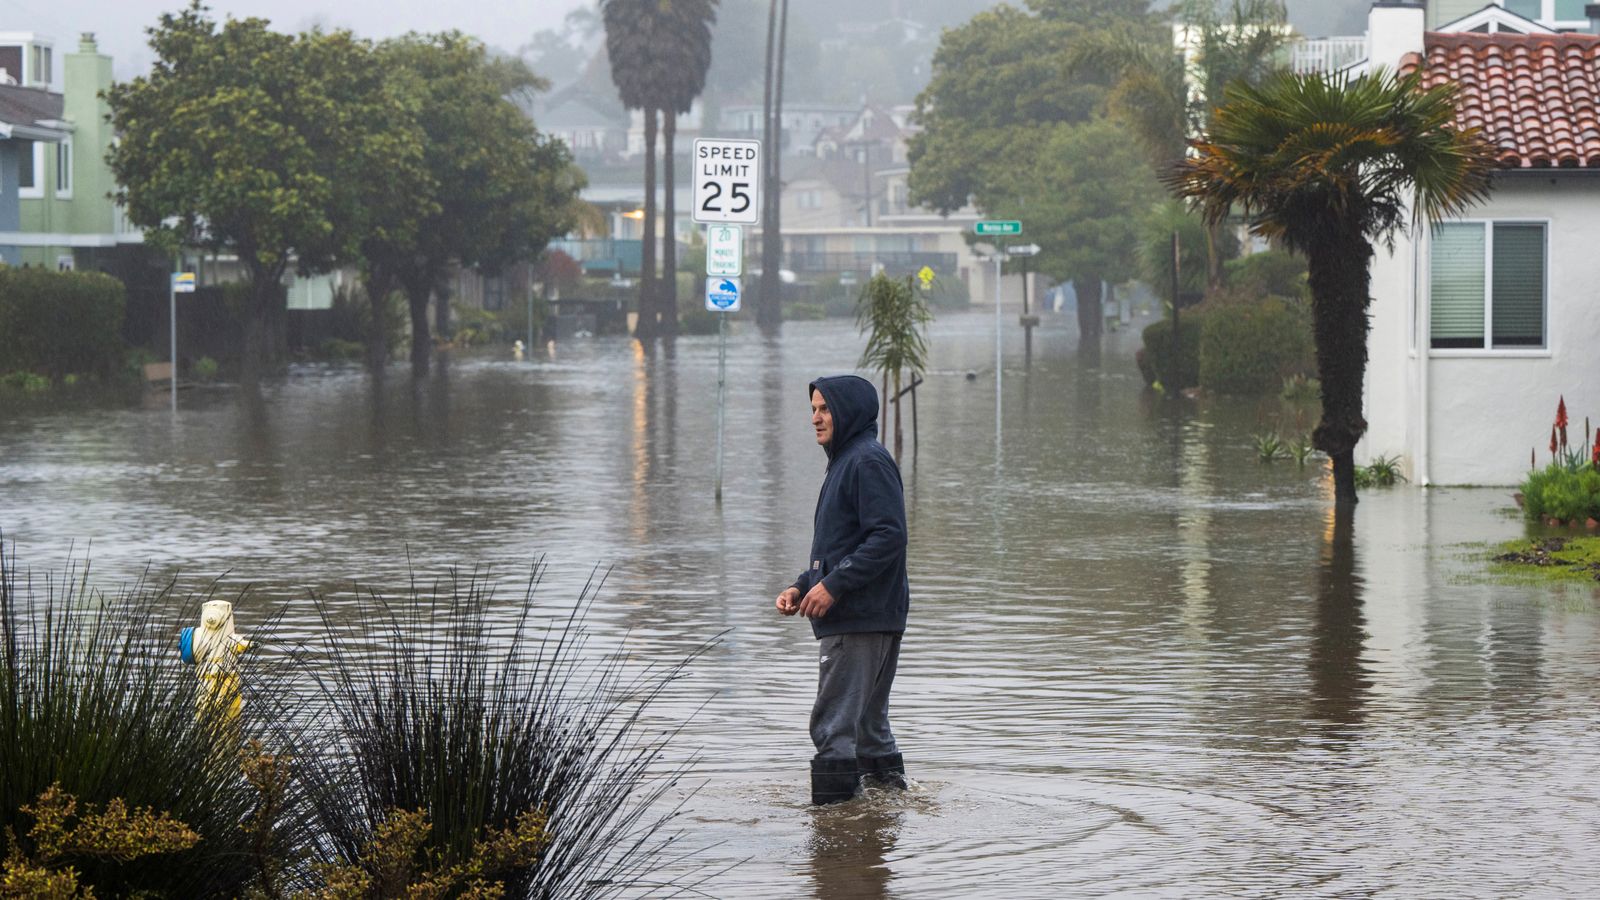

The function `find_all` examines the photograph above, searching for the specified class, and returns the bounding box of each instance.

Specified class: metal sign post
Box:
[977,221,1021,451]
[695,140,760,504]
[705,255,745,504]
[170,269,195,413]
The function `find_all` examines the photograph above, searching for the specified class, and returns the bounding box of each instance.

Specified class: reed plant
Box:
[0,540,301,897]
[287,566,713,899]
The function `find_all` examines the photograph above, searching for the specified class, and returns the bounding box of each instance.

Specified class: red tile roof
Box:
[1403,32,1600,169]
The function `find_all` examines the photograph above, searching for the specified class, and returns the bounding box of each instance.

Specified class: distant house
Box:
[0,33,67,266]
[12,34,145,271]
[1362,2,1600,484]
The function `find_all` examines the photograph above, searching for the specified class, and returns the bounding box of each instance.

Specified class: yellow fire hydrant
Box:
[179,599,250,725]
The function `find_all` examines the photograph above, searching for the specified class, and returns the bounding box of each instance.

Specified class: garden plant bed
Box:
[1492,536,1600,582]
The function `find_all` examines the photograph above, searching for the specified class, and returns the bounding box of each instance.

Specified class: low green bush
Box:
[0,267,127,381]
[1199,297,1315,395]
[1138,313,1204,391]
[1224,249,1307,299]
[1522,463,1600,522]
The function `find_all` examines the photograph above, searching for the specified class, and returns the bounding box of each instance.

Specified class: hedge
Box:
[1138,313,1204,391]
[1199,297,1315,395]
[0,267,127,380]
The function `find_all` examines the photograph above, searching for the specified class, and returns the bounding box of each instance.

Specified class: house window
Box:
[1503,0,1540,18]
[1554,0,1587,19]
[483,274,506,311]
[1430,221,1546,349]
[18,142,42,198]
[31,45,50,85]
[55,139,71,197]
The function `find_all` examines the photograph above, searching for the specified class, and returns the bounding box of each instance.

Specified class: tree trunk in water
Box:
[364,271,394,372]
[1074,277,1103,343]
[434,281,450,343]
[405,277,432,376]
[880,372,888,444]
[662,113,679,337]
[240,267,283,386]
[637,108,659,340]
[893,368,903,459]
[1306,230,1374,507]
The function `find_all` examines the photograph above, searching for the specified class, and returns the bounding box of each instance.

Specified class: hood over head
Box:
[809,375,879,459]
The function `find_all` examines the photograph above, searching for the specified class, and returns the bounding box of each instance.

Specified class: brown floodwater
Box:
[4,312,1599,897]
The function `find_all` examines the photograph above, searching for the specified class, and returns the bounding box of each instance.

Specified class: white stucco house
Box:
[1358,1,1600,485]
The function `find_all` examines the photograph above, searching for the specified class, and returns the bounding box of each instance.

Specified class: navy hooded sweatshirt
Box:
[791,374,910,638]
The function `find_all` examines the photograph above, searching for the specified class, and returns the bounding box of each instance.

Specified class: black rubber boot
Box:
[811,756,860,805]
[858,752,907,790]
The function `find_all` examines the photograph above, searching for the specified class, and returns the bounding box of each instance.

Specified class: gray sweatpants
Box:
[810,631,902,761]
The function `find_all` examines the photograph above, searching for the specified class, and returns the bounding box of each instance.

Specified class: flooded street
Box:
[5,311,1600,897]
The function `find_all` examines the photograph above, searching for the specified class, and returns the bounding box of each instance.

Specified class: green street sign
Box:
[975,220,1022,235]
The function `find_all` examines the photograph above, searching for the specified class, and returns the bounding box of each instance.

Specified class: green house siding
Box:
[1431,0,1491,28]
[17,35,118,267]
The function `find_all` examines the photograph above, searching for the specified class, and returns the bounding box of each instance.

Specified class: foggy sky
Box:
[3,0,587,79]
[5,0,1368,83]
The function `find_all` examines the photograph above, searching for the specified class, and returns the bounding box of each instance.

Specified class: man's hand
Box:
[775,587,801,616]
[798,581,835,619]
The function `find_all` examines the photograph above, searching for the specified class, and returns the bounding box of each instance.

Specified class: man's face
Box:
[811,392,833,446]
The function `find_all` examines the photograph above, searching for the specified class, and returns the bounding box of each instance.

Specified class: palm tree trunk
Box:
[757,0,788,335]
[880,372,888,444]
[637,108,659,340]
[1307,229,1374,507]
[662,112,680,337]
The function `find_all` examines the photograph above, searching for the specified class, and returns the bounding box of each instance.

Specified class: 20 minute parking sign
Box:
[693,138,761,225]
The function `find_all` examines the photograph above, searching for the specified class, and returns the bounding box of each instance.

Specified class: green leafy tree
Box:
[1167,70,1496,505]
[985,117,1161,346]
[371,34,582,373]
[107,3,416,382]
[1072,0,1292,286]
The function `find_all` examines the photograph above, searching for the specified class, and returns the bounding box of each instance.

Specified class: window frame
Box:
[18,142,43,199]
[54,137,71,198]
[1428,217,1551,357]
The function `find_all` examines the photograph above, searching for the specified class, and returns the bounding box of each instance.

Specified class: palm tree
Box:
[656,0,718,338]
[857,274,932,459]
[601,0,670,339]
[1166,69,1495,506]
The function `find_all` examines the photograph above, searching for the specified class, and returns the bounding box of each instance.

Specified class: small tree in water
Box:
[856,274,932,459]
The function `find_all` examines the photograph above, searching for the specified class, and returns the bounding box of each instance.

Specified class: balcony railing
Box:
[1291,36,1367,74]
[785,251,958,278]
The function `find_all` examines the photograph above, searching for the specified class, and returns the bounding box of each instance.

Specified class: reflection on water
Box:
[5,313,1600,895]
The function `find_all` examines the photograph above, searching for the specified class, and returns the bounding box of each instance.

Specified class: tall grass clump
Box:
[0,540,301,897]
[290,566,713,898]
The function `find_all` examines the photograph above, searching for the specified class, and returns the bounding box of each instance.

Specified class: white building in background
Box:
[1360,2,1600,485]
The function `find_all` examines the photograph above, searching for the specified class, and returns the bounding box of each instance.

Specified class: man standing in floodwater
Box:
[775,374,910,805]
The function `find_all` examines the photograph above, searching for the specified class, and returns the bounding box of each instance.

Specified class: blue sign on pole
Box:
[705,276,741,312]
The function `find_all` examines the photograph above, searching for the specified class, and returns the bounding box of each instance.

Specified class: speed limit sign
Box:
[692,138,761,225]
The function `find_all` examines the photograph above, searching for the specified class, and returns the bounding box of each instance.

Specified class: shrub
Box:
[920,273,970,310]
[1138,312,1204,391]
[0,267,127,381]
[1224,249,1307,299]
[1199,297,1315,395]
[193,356,220,382]
[290,570,711,898]
[786,302,827,321]
[1522,464,1600,522]
[0,544,296,897]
